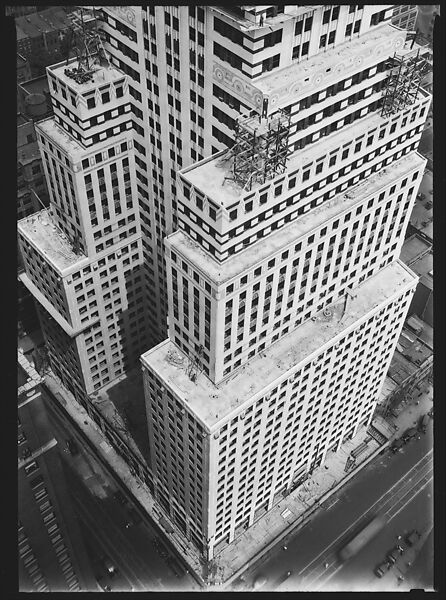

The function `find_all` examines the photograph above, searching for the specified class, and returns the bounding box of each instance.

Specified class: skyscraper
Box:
[17,4,431,566]
[18,51,151,405]
[137,6,430,559]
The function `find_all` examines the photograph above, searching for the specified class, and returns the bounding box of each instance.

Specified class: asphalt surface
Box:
[44,393,200,592]
[239,413,433,592]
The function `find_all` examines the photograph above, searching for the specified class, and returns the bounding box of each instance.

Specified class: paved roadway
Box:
[238,417,433,592]
[43,392,200,592]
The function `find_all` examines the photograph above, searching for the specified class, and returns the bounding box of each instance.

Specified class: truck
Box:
[338,515,388,562]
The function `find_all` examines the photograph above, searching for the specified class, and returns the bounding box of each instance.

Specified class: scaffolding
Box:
[63,8,110,84]
[219,109,292,192]
[380,48,428,118]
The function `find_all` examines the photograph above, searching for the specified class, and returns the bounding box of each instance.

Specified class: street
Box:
[238,411,433,592]
[43,392,200,592]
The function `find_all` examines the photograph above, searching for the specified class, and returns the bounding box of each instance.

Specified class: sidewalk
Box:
[43,373,207,587]
[214,381,433,589]
[43,371,432,590]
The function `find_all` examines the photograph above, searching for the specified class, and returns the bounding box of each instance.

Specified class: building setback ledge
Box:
[19,273,98,338]
[141,260,417,429]
[170,152,426,285]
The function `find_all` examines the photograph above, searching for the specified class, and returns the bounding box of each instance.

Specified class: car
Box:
[114,490,128,505]
[103,557,117,577]
[66,438,79,455]
[428,408,433,418]
[391,438,404,453]
[387,546,404,564]
[405,530,420,547]
[418,414,430,433]
[374,560,391,578]
[402,427,418,443]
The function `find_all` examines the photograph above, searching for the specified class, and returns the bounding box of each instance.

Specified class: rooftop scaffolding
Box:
[380,48,428,118]
[217,109,291,192]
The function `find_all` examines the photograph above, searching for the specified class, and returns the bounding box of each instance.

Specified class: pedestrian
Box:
[283,545,288,551]
[324,562,329,569]
[397,535,402,540]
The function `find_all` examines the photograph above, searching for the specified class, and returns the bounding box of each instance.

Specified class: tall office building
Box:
[18,53,151,405]
[17,4,431,564]
[137,6,430,560]
[18,350,95,591]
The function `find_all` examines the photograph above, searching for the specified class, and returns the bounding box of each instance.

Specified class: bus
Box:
[339,515,388,562]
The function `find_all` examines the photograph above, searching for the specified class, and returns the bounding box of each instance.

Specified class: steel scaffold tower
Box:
[380,48,428,118]
[220,109,292,191]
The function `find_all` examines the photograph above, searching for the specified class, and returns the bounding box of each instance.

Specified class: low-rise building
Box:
[400,234,433,327]
[17,120,49,220]
[15,7,72,61]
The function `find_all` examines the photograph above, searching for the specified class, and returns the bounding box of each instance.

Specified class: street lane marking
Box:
[310,472,433,591]
[297,451,432,577]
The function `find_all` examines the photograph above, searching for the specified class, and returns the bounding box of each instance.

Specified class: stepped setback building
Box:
[137,6,430,559]
[18,5,431,567]
[18,56,152,406]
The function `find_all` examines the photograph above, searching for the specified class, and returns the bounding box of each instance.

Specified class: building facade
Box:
[391,5,418,31]
[18,57,152,406]
[138,5,430,560]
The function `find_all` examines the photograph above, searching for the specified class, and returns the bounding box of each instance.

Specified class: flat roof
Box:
[171,152,425,285]
[17,141,41,164]
[181,101,422,208]
[254,22,398,97]
[19,75,50,96]
[48,58,125,95]
[141,260,415,430]
[37,116,85,155]
[16,7,71,38]
[400,234,431,265]
[18,208,86,273]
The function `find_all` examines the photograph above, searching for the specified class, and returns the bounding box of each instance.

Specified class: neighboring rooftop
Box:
[15,7,71,39]
[409,168,433,232]
[18,208,86,273]
[19,75,50,96]
[400,233,431,266]
[141,260,416,430]
[18,141,41,165]
[172,152,425,284]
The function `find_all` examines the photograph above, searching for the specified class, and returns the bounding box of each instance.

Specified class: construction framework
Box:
[64,7,110,84]
[220,109,292,191]
[380,48,428,118]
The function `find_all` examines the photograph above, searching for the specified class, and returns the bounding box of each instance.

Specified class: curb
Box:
[221,440,390,589]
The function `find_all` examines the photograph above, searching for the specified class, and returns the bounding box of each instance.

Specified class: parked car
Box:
[66,438,79,455]
[402,427,418,443]
[418,414,430,433]
[387,546,404,564]
[103,557,117,576]
[114,490,128,506]
[374,560,391,578]
[391,438,404,453]
[405,530,420,547]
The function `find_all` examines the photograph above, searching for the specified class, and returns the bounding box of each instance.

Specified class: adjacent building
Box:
[18,56,152,407]
[391,5,418,31]
[137,5,429,559]
[18,349,95,591]
[17,119,49,220]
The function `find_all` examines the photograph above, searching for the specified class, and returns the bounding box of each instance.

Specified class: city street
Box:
[239,411,433,592]
[43,393,201,592]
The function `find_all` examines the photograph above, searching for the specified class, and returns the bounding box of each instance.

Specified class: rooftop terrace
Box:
[37,116,86,155]
[48,58,125,95]
[172,152,425,284]
[18,208,86,273]
[141,260,416,430]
